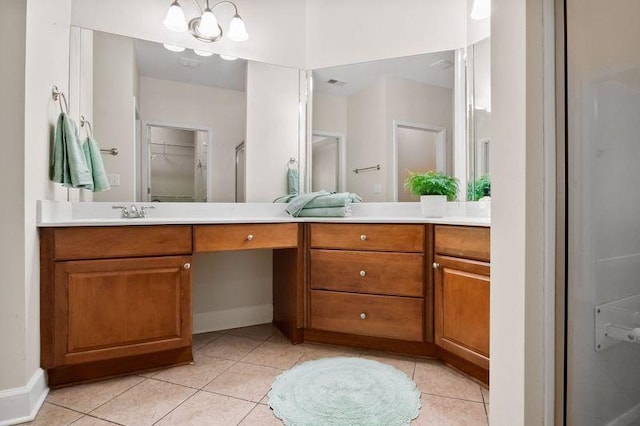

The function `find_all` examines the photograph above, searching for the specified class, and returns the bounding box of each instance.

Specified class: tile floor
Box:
[32,324,489,426]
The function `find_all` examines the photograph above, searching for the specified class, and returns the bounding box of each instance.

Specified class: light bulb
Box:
[163,0,187,32]
[220,54,238,61]
[470,0,490,20]
[163,44,185,52]
[193,49,214,57]
[228,14,249,42]
[198,8,221,38]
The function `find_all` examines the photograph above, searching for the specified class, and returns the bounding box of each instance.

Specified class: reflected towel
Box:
[296,206,352,217]
[82,136,110,192]
[288,167,299,196]
[51,113,93,188]
[304,192,363,208]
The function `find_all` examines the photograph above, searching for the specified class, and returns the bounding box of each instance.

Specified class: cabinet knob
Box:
[360,234,367,241]
[247,234,254,241]
[360,312,367,320]
[432,262,440,269]
[360,270,366,277]
[183,262,191,270]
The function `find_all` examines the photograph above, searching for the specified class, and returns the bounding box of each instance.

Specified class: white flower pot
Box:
[420,195,446,217]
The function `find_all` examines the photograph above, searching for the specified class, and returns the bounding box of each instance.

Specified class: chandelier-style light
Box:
[163,0,249,43]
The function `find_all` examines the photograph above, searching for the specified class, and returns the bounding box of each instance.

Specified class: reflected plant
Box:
[404,171,459,201]
[467,175,491,201]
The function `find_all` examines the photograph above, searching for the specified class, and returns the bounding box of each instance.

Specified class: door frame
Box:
[142,121,214,202]
[310,130,347,193]
[391,120,447,202]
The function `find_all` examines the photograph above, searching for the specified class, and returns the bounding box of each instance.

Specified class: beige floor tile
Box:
[151,352,235,389]
[204,362,282,402]
[360,352,417,378]
[228,323,278,341]
[412,394,487,425]
[192,331,224,351]
[198,335,262,361]
[70,415,119,425]
[241,341,305,369]
[414,360,483,402]
[47,375,145,413]
[29,402,82,426]
[156,391,255,426]
[266,331,290,344]
[259,395,269,405]
[295,344,360,365]
[239,403,283,425]
[91,378,196,426]
[481,386,489,404]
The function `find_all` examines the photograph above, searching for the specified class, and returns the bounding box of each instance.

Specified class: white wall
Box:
[0,0,73,423]
[245,62,301,202]
[139,76,246,202]
[93,32,137,202]
[305,0,467,69]
[71,0,307,69]
[313,93,347,135]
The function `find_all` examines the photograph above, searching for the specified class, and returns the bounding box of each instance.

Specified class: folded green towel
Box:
[305,192,363,208]
[51,113,93,188]
[296,206,352,217]
[82,136,110,192]
[286,190,329,216]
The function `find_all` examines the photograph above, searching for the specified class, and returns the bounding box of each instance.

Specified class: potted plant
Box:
[404,171,459,217]
[467,174,491,201]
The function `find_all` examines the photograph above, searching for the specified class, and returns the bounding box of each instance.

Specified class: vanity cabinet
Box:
[307,224,428,343]
[40,226,194,387]
[433,225,490,370]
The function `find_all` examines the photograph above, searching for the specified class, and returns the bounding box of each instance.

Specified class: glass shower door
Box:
[566,1,640,424]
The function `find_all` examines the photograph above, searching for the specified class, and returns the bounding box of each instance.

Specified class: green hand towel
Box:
[82,136,110,192]
[297,206,352,217]
[286,190,329,216]
[304,192,363,208]
[288,167,299,196]
[51,113,93,188]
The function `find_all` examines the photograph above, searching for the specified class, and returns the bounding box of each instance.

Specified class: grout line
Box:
[68,413,125,425]
[420,391,485,404]
[235,402,260,425]
[87,377,149,415]
[199,387,269,405]
[41,402,90,419]
[150,388,199,426]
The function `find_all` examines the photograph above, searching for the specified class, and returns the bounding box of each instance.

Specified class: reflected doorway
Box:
[393,121,446,201]
[311,131,346,193]
[235,142,245,202]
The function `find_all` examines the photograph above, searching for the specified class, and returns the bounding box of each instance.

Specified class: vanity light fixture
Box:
[219,54,238,61]
[163,0,249,43]
[193,49,214,57]
[163,43,186,52]
[470,0,490,20]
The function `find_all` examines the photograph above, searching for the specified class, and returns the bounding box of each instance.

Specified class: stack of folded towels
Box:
[50,112,110,192]
[286,190,362,217]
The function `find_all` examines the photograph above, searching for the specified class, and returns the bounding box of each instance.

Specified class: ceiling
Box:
[134,39,247,91]
[313,50,455,97]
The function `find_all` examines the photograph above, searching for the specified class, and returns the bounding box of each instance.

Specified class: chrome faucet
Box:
[129,204,138,218]
[112,204,154,218]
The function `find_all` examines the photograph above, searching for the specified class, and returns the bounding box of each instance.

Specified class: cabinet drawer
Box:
[310,249,424,297]
[310,224,424,252]
[434,225,490,262]
[194,223,298,252]
[309,290,423,341]
[52,226,192,260]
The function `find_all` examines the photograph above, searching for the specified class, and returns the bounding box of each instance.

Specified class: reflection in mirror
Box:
[311,51,455,202]
[74,28,248,202]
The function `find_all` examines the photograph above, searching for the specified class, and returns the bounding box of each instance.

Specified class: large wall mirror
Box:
[70,27,302,203]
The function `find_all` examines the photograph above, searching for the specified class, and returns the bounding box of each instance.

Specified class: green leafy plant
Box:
[467,175,491,201]
[404,171,459,201]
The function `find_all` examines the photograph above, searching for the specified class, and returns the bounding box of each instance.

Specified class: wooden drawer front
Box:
[194,223,298,252]
[54,256,192,366]
[309,290,423,341]
[435,225,490,261]
[310,224,424,252]
[310,250,424,297]
[53,226,192,260]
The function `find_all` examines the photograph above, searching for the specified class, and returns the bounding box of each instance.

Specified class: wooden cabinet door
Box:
[434,254,490,369]
[52,256,192,366]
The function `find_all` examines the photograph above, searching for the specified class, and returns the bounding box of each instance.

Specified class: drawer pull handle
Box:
[360,312,367,320]
[247,234,254,241]
[360,234,367,241]
[360,270,366,277]
[183,262,191,270]
[433,262,440,269]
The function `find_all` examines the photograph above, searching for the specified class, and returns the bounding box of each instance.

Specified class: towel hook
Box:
[51,86,68,114]
[288,157,297,169]
[80,116,93,138]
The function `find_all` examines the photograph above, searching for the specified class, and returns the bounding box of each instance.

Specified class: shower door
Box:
[565,0,640,424]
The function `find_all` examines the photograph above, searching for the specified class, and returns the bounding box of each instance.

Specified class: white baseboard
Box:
[0,368,49,426]
[608,400,640,426]
[193,304,273,333]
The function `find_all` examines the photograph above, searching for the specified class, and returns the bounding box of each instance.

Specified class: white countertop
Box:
[37,201,491,227]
